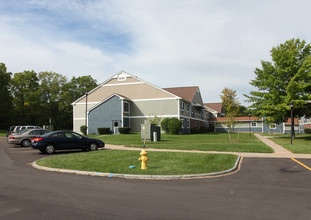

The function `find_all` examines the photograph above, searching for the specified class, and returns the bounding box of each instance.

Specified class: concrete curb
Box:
[32,155,242,180]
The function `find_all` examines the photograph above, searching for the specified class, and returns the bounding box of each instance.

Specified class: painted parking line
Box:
[291,158,311,171]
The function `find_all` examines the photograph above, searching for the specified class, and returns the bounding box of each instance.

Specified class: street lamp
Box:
[85,92,88,137]
[290,102,294,144]
[249,113,251,138]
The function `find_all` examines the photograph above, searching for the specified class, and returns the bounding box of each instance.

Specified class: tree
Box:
[0,63,13,129]
[64,75,98,102]
[245,38,311,124]
[237,105,248,116]
[60,75,98,129]
[38,71,68,129]
[10,70,40,125]
[220,88,240,142]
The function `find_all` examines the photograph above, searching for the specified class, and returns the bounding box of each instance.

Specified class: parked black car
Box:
[31,130,105,154]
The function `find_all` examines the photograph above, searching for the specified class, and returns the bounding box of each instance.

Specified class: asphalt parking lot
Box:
[1,137,311,220]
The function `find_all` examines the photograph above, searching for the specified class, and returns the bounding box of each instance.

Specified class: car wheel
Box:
[89,143,98,151]
[45,145,55,154]
[22,139,31,147]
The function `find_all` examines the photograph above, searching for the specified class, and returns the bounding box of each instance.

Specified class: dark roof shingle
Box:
[163,86,199,103]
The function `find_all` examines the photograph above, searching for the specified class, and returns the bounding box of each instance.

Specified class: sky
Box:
[1,0,311,106]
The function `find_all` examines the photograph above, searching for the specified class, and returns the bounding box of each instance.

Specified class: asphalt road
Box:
[1,137,311,220]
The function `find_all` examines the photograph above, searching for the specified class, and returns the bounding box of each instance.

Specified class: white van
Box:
[12,125,42,135]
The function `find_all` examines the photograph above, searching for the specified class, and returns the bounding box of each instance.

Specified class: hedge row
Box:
[98,127,110,135]
[305,128,311,134]
[190,126,214,134]
[97,127,131,134]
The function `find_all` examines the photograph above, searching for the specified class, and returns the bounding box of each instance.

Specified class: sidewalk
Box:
[105,134,311,159]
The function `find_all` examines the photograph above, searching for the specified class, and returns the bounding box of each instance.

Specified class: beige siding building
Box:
[72,71,209,134]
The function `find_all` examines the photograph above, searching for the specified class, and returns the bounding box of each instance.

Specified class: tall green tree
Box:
[245,38,311,124]
[0,63,13,129]
[220,88,240,142]
[38,71,68,128]
[62,75,98,104]
[11,70,40,125]
[60,75,98,129]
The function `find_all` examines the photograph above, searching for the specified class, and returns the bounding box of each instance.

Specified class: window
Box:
[187,104,190,111]
[181,119,184,128]
[51,132,65,138]
[180,101,184,109]
[118,75,126,81]
[30,130,40,135]
[124,102,130,113]
[65,132,82,139]
[41,130,50,135]
[270,124,276,129]
[251,122,257,127]
[187,120,190,128]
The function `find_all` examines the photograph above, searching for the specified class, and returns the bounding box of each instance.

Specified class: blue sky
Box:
[1,0,311,105]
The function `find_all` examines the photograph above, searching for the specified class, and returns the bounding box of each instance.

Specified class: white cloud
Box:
[1,0,311,106]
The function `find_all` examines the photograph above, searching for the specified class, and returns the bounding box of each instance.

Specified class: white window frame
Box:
[180,101,184,109]
[124,101,130,113]
[251,122,257,127]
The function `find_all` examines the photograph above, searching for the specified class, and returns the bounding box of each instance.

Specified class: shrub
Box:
[168,118,182,134]
[119,127,131,134]
[161,118,171,133]
[190,126,209,134]
[305,128,311,134]
[80,125,87,135]
[98,127,110,135]
[190,127,200,134]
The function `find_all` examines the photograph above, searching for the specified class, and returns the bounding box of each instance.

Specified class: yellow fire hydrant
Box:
[138,149,149,170]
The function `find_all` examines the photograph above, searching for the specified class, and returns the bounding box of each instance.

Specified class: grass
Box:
[0,130,7,137]
[265,134,311,154]
[36,150,238,175]
[92,133,274,153]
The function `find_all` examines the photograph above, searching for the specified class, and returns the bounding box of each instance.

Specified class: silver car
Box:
[8,129,50,147]
[11,125,42,135]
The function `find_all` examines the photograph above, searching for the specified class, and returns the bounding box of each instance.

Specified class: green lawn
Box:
[93,133,273,153]
[0,130,7,137]
[266,134,311,154]
[36,150,238,175]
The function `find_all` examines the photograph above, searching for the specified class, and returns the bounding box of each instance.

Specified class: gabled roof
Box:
[204,103,223,114]
[88,93,130,113]
[163,86,200,103]
[72,71,180,104]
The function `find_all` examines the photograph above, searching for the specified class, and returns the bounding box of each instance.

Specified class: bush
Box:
[304,128,311,134]
[80,125,87,135]
[168,118,182,134]
[190,126,209,134]
[190,127,200,134]
[98,127,110,135]
[119,127,131,134]
[161,118,171,133]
